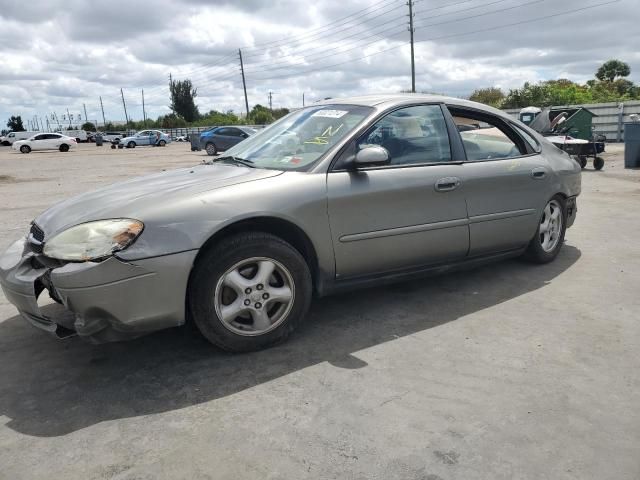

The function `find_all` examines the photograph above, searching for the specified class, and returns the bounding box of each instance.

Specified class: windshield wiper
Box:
[212,155,256,168]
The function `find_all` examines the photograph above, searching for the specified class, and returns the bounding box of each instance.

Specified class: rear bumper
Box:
[0,238,197,342]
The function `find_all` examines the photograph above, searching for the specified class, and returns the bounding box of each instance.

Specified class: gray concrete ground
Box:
[0,142,638,480]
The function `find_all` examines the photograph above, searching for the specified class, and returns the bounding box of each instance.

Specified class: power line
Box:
[414,0,549,29]
[244,0,403,52]
[246,0,619,82]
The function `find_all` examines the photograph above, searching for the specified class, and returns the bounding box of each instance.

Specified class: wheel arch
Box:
[189,216,320,294]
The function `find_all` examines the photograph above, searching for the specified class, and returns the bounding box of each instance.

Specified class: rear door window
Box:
[447,107,527,161]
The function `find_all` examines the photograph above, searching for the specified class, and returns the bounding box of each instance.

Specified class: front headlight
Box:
[43,219,144,261]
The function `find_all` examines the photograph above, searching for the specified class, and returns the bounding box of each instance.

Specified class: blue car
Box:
[120,130,171,148]
[200,126,256,156]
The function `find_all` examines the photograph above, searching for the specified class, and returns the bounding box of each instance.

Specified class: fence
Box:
[503,101,640,142]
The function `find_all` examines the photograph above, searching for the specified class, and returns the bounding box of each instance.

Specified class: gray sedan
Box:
[0,95,580,352]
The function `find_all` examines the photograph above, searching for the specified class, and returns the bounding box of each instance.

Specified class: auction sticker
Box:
[312,109,348,119]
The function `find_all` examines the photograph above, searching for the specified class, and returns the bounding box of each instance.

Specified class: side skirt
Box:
[317,247,526,297]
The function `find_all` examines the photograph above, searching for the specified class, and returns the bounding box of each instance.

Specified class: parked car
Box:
[200,126,256,155]
[2,131,40,146]
[102,131,125,143]
[120,130,171,148]
[0,95,580,352]
[12,133,77,153]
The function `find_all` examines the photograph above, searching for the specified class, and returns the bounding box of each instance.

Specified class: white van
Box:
[59,130,88,142]
[3,131,40,145]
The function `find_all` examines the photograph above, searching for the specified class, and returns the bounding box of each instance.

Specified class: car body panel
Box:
[327,164,469,278]
[0,94,581,343]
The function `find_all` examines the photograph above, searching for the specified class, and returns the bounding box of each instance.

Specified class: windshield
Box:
[220,104,373,171]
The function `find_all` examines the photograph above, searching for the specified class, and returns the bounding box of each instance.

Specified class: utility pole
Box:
[268,91,273,112]
[168,73,173,114]
[53,112,61,129]
[83,103,88,126]
[239,49,250,120]
[120,88,130,128]
[66,108,73,128]
[407,0,416,93]
[99,96,106,127]
[142,89,147,126]
[46,118,50,131]
[302,92,305,107]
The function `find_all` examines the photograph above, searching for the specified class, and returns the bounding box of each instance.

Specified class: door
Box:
[137,131,151,145]
[30,134,48,150]
[446,106,550,256]
[47,134,62,149]
[327,104,469,279]
[216,128,237,150]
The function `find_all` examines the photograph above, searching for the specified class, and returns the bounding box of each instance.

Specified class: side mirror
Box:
[353,145,390,167]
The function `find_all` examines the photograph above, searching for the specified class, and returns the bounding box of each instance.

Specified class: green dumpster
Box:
[548,107,597,140]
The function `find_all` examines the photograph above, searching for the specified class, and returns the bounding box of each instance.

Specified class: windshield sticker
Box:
[311,109,348,119]
[304,124,344,145]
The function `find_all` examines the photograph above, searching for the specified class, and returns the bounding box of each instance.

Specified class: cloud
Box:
[0,0,637,125]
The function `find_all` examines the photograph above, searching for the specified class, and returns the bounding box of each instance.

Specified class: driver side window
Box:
[357,105,451,166]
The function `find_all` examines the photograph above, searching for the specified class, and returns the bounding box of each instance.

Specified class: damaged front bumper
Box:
[0,238,197,342]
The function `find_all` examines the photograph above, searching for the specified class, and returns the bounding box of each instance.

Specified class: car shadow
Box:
[0,246,580,437]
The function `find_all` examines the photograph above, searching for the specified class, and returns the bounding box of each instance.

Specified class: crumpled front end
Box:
[0,226,197,343]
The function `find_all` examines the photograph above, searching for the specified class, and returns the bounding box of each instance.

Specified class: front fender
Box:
[116,172,335,280]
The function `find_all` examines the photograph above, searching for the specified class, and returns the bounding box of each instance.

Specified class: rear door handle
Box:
[435,177,461,192]
[531,167,547,179]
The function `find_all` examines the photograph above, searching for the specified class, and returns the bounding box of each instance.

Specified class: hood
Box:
[35,164,283,236]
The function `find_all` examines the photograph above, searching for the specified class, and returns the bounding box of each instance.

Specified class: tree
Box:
[81,121,96,131]
[596,59,631,82]
[249,104,273,124]
[7,115,25,131]
[469,87,505,107]
[169,78,200,122]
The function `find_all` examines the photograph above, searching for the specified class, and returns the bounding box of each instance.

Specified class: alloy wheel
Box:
[539,199,563,253]
[214,257,295,336]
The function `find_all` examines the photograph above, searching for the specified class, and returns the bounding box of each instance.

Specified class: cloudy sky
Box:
[0,0,637,128]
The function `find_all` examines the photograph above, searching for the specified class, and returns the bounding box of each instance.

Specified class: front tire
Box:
[127,141,136,148]
[189,232,312,352]
[524,195,566,264]
[20,145,31,154]
[59,144,69,152]
[205,142,217,156]
[578,156,587,169]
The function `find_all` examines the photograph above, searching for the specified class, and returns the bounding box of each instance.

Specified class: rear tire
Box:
[158,139,166,147]
[59,144,69,152]
[524,195,567,264]
[127,141,136,148]
[594,157,604,170]
[189,232,312,352]
[205,142,217,156]
[20,145,31,154]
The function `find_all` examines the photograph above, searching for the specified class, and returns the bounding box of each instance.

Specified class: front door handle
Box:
[531,167,547,179]
[435,177,461,192]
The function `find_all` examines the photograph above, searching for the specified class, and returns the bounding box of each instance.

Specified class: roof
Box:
[314,93,511,119]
